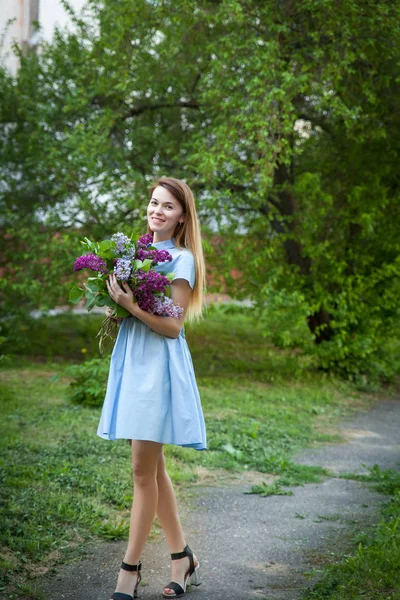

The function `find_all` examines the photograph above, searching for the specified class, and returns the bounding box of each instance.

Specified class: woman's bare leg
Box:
[156,450,186,550]
[113,440,163,598]
[156,450,198,595]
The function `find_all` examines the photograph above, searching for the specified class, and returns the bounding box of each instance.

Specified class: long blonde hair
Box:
[148,177,205,320]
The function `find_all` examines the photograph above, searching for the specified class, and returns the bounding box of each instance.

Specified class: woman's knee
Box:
[132,463,156,485]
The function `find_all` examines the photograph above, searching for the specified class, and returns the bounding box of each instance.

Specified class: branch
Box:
[189,73,202,95]
[263,195,282,213]
[123,99,202,121]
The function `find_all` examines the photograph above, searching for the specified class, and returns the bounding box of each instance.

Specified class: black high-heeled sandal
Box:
[162,545,201,599]
[111,560,142,600]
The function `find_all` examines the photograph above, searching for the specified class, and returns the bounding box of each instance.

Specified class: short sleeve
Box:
[172,251,196,289]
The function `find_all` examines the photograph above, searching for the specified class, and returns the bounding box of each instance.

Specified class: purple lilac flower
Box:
[136,270,170,292]
[136,291,155,313]
[74,253,107,274]
[134,271,171,312]
[114,257,132,281]
[137,233,153,248]
[136,292,183,317]
[136,247,172,265]
[111,232,133,255]
[155,249,173,263]
[136,248,156,262]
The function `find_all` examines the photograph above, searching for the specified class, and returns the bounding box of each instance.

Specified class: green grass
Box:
[303,467,400,600]
[0,308,376,597]
[245,482,294,497]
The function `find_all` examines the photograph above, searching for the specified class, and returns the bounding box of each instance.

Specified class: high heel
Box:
[189,563,201,586]
[111,560,142,600]
[162,545,201,598]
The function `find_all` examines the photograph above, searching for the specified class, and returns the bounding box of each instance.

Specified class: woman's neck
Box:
[152,233,173,243]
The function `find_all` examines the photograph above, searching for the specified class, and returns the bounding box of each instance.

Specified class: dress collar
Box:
[151,237,175,250]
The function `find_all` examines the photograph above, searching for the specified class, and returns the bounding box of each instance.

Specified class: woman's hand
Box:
[106,273,136,314]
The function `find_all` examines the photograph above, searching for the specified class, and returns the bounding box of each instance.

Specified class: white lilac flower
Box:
[114,257,132,281]
[111,232,132,254]
[152,295,184,318]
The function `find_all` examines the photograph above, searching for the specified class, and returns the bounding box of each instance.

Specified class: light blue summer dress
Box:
[96,238,207,450]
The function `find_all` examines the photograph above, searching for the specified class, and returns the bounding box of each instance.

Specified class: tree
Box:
[187,0,400,377]
[1,0,399,377]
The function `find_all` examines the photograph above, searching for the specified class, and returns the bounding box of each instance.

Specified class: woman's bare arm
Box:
[106,273,192,338]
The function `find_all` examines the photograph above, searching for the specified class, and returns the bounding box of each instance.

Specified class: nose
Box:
[154,206,164,215]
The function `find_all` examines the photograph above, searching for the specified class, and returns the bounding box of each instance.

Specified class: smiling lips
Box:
[152,217,165,223]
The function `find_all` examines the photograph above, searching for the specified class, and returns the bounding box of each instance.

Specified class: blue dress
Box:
[96,238,207,451]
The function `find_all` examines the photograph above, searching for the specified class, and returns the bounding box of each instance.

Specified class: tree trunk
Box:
[273,161,312,275]
[307,308,334,344]
[262,159,334,344]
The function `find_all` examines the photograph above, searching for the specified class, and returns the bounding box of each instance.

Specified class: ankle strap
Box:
[121,560,142,572]
[171,545,194,575]
[171,544,190,560]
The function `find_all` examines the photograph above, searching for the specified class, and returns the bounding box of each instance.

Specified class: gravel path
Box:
[39,398,400,600]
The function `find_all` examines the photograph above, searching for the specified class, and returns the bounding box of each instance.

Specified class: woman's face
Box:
[147,185,184,240]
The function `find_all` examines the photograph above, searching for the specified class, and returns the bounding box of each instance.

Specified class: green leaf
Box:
[140,259,153,272]
[99,239,112,251]
[95,295,107,307]
[222,443,242,458]
[98,239,117,260]
[68,286,84,304]
[99,248,116,260]
[85,281,100,293]
[115,305,130,318]
[103,296,116,308]
[86,294,97,311]
[80,237,93,251]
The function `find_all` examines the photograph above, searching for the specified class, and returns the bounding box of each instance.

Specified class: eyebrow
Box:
[151,197,175,205]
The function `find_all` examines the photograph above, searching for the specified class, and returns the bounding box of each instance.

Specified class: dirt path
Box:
[39,398,400,600]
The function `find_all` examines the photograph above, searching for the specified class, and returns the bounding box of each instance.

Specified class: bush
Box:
[4,313,111,360]
[65,357,110,406]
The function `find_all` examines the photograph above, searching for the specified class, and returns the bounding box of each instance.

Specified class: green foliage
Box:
[190,0,400,377]
[68,285,84,304]
[0,308,377,596]
[256,290,314,349]
[4,313,110,360]
[246,482,294,497]
[2,0,400,376]
[276,464,328,487]
[304,468,400,600]
[341,464,400,496]
[6,306,316,378]
[92,518,130,540]
[0,222,81,324]
[65,357,110,406]
[0,368,135,594]
[202,412,331,477]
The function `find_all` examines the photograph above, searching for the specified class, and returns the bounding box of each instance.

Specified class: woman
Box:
[97,177,207,600]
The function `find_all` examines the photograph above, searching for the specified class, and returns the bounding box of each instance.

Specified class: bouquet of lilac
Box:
[69,232,183,352]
